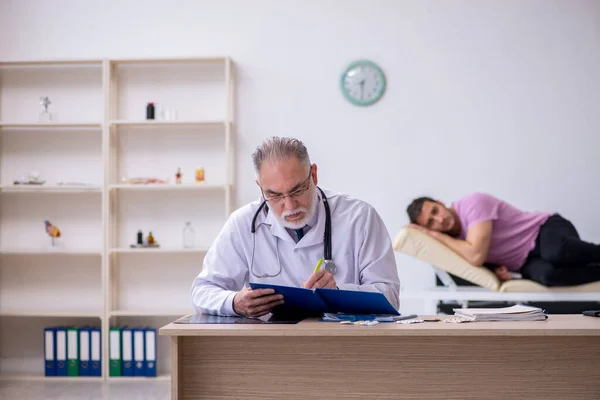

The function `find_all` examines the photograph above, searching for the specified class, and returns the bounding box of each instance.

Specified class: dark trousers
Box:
[520,214,600,286]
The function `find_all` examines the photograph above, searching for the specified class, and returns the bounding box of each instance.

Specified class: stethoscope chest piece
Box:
[323,260,337,275]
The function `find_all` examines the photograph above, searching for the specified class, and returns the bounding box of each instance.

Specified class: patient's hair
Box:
[406,196,436,224]
[251,136,311,174]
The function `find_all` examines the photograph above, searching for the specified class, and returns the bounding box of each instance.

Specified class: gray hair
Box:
[251,136,311,174]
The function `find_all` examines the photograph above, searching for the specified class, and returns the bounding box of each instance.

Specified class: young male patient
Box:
[406,193,600,287]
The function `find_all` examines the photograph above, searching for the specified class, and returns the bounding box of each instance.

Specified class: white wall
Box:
[2,0,600,313]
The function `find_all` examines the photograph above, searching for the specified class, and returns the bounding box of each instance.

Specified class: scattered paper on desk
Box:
[396,319,424,324]
[442,316,475,323]
[341,320,380,326]
[452,304,547,322]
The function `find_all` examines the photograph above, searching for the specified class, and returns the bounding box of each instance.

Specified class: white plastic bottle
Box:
[182,222,195,248]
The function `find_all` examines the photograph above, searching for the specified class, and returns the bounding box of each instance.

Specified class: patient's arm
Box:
[410,221,493,266]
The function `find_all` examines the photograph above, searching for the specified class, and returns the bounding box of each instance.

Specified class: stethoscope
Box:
[250,186,337,278]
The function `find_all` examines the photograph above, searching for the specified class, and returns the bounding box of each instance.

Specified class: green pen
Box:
[313,258,324,273]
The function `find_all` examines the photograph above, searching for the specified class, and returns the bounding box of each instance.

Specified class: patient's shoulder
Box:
[454,192,500,207]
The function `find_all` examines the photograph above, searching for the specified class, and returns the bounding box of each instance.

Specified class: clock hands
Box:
[341,61,385,105]
[359,79,365,100]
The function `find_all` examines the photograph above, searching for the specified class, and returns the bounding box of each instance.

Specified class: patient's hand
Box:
[494,266,512,281]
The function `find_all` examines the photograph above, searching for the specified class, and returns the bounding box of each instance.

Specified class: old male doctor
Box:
[191,136,400,317]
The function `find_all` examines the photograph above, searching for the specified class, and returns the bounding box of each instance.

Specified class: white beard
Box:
[275,193,317,230]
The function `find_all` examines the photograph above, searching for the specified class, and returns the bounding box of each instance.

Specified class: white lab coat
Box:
[190,188,400,316]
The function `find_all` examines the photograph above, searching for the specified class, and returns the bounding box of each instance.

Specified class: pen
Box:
[313,258,323,273]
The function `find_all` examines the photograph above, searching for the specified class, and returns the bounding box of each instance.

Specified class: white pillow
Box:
[393,227,500,291]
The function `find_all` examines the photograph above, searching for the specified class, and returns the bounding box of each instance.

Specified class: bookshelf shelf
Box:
[107,373,170,382]
[0,185,102,193]
[0,310,103,318]
[109,183,228,192]
[109,120,226,127]
[0,373,104,381]
[109,247,208,254]
[0,56,235,382]
[0,248,102,255]
[0,122,102,129]
[0,59,103,67]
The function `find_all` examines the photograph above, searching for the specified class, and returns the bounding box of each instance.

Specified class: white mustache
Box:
[282,208,308,218]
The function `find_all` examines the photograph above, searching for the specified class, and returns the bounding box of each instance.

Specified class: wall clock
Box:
[340,60,386,106]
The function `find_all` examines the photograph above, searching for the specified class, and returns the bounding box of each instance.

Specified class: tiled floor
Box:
[0,380,171,400]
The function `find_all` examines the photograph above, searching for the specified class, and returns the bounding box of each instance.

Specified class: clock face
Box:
[340,60,386,106]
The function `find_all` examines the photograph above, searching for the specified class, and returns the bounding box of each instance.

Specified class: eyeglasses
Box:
[261,169,313,205]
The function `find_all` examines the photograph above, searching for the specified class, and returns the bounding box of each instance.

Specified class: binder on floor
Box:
[55,328,68,376]
[79,328,91,376]
[133,328,146,376]
[44,327,55,377]
[121,328,134,376]
[109,327,122,376]
[145,328,157,377]
[90,327,102,377]
[67,328,79,376]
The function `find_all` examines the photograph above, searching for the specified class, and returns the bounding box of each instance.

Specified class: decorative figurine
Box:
[14,172,45,185]
[45,220,61,247]
[39,96,53,122]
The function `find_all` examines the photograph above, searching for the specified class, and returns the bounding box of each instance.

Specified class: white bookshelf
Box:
[0,248,102,255]
[109,247,208,254]
[0,185,103,193]
[0,310,103,318]
[0,122,102,129]
[108,183,229,191]
[0,57,235,382]
[0,373,104,381]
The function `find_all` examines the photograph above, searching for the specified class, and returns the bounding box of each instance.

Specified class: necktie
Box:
[295,228,304,241]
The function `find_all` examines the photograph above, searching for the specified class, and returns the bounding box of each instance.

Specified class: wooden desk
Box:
[160,314,600,400]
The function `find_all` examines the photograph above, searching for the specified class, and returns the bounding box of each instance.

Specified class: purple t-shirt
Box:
[452,193,552,271]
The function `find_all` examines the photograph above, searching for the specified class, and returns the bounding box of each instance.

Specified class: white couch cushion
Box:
[500,279,600,292]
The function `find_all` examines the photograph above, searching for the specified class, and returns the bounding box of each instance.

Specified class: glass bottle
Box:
[183,222,195,248]
[195,166,205,184]
[176,167,182,184]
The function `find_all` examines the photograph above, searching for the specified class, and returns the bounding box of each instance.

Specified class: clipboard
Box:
[249,283,399,316]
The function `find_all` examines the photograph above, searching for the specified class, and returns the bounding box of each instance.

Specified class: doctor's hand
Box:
[233,288,284,318]
[302,269,337,290]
